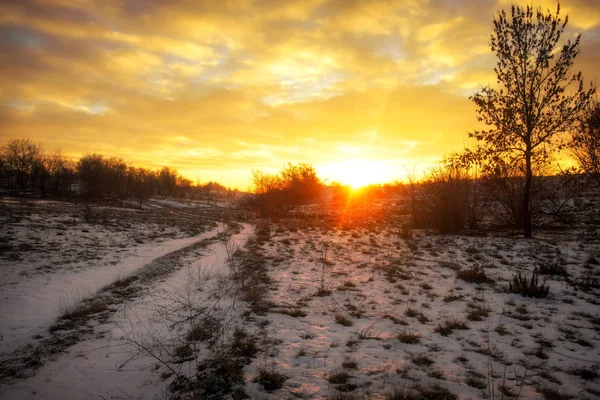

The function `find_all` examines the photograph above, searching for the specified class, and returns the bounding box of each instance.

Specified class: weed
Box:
[536,386,575,400]
[413,384,457,399]
[440,261,462,272]
[396,330,421,344]
[383,314,409,325]
[494,324,509,336]
[328,371,351,384]
[457,265,493,284]
[466,305,489,321]
[569,271,600,291]
[335,314,353,327]
[277,307,308,318]
[443,294,463,302]
[465,375,487,389]
[187,317,221,343]
[508,272,549,298]
[341,357,359,370]
[253,365,288,392]
[570,367,598,381]
[385,383,418,400]
[295,346,307,357]
[231,327,259,359]
[434,318,469,336]
[536,263,568,276]
[537,370,561,384]
[405,308,419,318]
[412,354,434,367]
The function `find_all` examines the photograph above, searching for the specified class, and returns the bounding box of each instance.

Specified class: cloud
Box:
[1,0,598,187]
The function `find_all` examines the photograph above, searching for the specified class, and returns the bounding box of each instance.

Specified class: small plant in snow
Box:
[328,370,351,384]
[395,330,421,344]
[434,318,469,336]
[253,363,288,392]
[335,314,353,327]
[508,272,549,298]
[457,265,493,284]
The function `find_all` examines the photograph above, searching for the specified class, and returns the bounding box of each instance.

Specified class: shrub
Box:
[385,384,419,400]
[253,365,287,392]
[335,314,353,327]
[508,272,549,298]
[187,317,221,343]
[328,371,351,384]
[414,384,457,400]
[536,263,568,276]
[412,354,435,366]
[568,271,600,291]
[457,265,493,284]
[396,330,421,344]
[466,305,489,321]
[277,307,307,318]
[570,367,599,381]
[341,357,359,370]
[434,318,469,336]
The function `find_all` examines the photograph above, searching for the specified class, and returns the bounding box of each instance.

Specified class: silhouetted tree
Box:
[1,138,44,194]
[78,153,106,200]
[571,101,600,185]
[470,2,595,237]
[159,167,178,195]
[251,163,323,216]
[45,150,76,196]
[129,167,154,207]
[104,157,128,199]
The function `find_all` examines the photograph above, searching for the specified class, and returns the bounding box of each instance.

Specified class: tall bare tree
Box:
[470,2,595,237]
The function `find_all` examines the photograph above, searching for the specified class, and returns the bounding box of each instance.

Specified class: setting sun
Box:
[319,159,397,188]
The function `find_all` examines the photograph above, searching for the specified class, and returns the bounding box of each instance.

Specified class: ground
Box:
[0,197,599,399]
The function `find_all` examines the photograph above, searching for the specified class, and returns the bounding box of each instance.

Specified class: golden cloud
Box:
[1,0,598,187]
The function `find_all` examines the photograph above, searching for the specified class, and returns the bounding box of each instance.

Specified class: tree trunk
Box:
[523,143,533,238]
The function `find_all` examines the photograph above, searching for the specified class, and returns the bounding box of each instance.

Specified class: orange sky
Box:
[1,0,599,189]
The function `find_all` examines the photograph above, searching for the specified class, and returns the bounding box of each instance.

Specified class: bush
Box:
[396,330,421,344]
[456,265,493,284]
[335,314,353,327]
[253,365,287,392]
[434,318,469,336]
[508,272,549,298]
[536,263,568,276]
[328,371,351,384]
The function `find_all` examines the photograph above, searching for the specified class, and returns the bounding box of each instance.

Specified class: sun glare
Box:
[320,159,395,188]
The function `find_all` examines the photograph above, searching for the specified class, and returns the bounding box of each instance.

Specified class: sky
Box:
[1,0,599,189]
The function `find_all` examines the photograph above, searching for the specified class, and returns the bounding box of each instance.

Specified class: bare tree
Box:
[45,150,76,197]
[77,153,106,200]
[571,101,600,185]
[470,2,595,237]
[1,138,44,194]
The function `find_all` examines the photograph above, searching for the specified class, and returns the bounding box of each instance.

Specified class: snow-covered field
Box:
[242,215,600,399]
[1,198,599,399]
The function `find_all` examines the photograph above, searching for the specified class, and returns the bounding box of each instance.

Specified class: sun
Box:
[320,158,395,188]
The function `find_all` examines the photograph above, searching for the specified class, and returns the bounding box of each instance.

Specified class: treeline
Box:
[0,138,236,203]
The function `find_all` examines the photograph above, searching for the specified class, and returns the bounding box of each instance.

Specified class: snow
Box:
[0,223,253,400]
[0,227,221,357]
[2,198,600,400]
[240,224,600,399]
